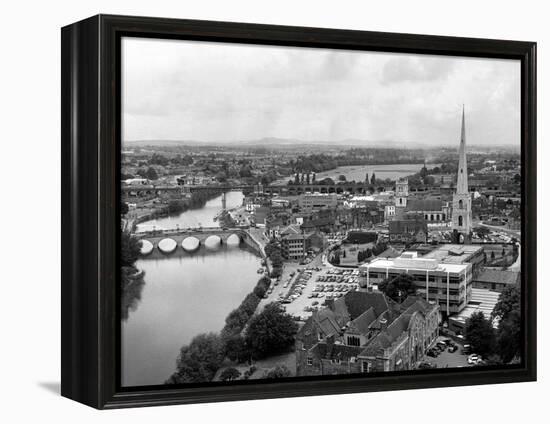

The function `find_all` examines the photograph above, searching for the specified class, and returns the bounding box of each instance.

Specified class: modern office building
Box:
[359,247,482,317]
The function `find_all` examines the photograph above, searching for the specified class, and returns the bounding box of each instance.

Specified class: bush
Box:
[264,365,292,379]
[219,367,241,382]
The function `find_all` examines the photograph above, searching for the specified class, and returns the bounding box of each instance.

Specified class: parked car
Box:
[462,344,472,355]
[437,341,448,349]
[448,344,458,353]
[418,361,437,369]
[468,354,482,365]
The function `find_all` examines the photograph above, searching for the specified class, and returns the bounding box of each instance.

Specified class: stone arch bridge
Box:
[137,227,263,255]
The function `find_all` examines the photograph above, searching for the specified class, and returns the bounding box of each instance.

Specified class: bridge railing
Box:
[136,226,250,237]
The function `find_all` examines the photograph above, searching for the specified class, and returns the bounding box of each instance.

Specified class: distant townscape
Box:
[120,110,521,386]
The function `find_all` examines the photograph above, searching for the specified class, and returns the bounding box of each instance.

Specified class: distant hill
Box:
[123,137,519,151]
[123,137,427,149]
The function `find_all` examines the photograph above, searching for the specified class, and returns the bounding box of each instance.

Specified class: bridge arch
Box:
[226,233,241,245]
[204,234,223,248]
[181,236,200,252]
[158,238,177,253]
[140,239,154,255]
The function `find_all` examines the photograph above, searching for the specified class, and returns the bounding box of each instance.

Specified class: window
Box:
[458,215,463,227]
[458,199,463,209]
[362,361,372,373]
[307,357,313,366]
[347,336,360,346]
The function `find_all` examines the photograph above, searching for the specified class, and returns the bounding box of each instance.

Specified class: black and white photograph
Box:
[120,36,524,388]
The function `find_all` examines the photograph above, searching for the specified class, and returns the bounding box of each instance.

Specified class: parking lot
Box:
[256,255,363,320]
[422,336,472,369]
[280,267,361,319]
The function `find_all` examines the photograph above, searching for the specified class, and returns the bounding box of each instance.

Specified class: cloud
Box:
[381,56,455,85]
[122,37,520,146]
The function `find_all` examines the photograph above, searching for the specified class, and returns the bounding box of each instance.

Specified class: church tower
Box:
[394,177,408,218]
[452,106,472,242]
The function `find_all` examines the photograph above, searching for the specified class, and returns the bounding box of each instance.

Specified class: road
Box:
[478,222,521,238]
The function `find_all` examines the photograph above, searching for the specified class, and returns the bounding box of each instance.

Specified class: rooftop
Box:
[405,199,443,212]
[423,244,484,264]
[362,251,470,273]
[474,269,520,286]
[449,288,501,328]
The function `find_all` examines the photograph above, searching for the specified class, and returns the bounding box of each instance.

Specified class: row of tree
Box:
[265,239,284,278]
[166,302,297,384]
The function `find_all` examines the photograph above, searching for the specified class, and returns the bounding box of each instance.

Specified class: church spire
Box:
[456,105,468,194]
[452,105,472,242]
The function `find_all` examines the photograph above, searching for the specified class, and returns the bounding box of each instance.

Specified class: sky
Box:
[122,37,520,147]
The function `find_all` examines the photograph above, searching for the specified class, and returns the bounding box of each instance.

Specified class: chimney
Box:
[379,318,388,331]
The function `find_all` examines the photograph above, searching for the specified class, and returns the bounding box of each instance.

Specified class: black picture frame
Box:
[61,14,537,409]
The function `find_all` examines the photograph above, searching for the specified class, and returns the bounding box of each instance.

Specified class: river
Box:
[136,190,245,231]
[273,163,431,186]
[122,191,262,387]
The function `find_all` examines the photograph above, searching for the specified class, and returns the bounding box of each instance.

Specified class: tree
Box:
[166,333,224,384]
[370,173,376,185]
[145,166,158,181]
[150,153,169,166]
[264,365,292,379]
[496,310,521,363]
[312,173,316,183]
[120,266,145,321]
[239,165,253,178]
[365,172,369,183]
[167,199,187,214]
[219,367,241,382]
[464,311,496,357]
[121,201,129,215]
[306,173,310,184]
[240,293,261,316]
[253,276,271,298]
[318,177,335,185]
[330,250,341,265]
[223,334,250,363]
[223,308,250,335]
[121,230,141,268]
[245,303,298,359]
[493,284,520,323]
[338,174,347,182]
[378,273,417,303]
[492,284,521,362]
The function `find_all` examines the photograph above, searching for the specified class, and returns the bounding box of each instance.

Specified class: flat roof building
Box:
[360,250,473,317]
[298,193,338,212]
